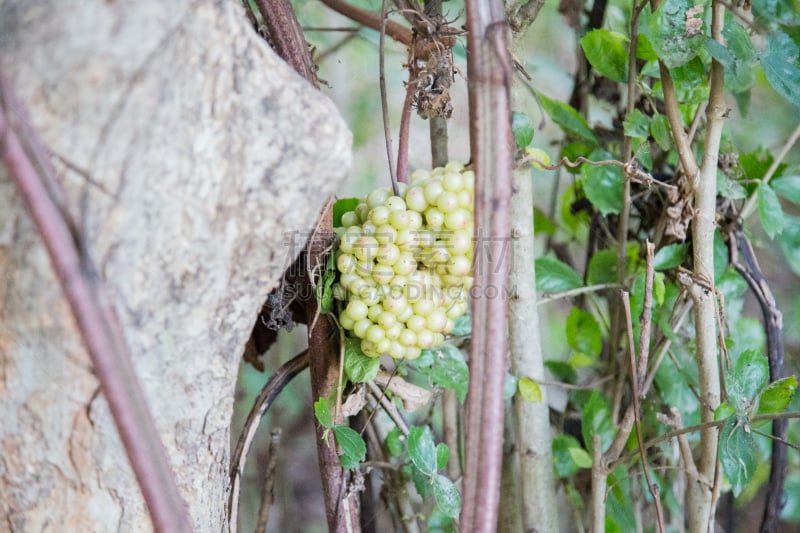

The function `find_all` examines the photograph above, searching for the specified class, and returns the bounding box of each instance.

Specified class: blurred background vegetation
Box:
[232,0,800,531]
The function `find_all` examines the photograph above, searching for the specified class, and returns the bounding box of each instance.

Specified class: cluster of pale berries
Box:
[333,162,474,360]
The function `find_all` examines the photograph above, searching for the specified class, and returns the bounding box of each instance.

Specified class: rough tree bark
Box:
[0,1,351,531]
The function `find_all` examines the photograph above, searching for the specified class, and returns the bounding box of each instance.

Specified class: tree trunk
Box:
[0,1,351,531]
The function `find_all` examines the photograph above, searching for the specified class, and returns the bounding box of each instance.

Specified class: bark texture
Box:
[0,1,351,531]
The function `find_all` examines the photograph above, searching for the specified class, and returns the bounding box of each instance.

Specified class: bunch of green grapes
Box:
[333,161,474,359]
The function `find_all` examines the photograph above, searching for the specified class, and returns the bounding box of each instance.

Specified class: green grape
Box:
[369,206,390,225]
[416,329,435,349]
[376,243,400,265]
[374,224,397,244]
[339,313,355,330]
[407,210,423,230]
[341,211,360,228]
[365,324,385,343]
[367,304,384,322]
[447,256,471,277]
[399,328,417,347]
[410,169,430,183]
[384,196,406,211]
[372,264,395,284]
[353,318,372,338]
[405,346,422,360]
[389,341,405,359]
[436,191,459,213]
[385,322,403,340]
[367,188,391,209]
[375,338,391,355]
[442,171,463,192]
[346,300,368,321]
[413,298,435,317]
[424,181,444,204]
[444,208,470,230]
[361,220,377,236]
[388,210,410,230]
[406,315,426,333]
[353,236,379,262]
[424,207,445,228]
[337,253,357,274]
[405,186,427,212]
[426,309,448,333]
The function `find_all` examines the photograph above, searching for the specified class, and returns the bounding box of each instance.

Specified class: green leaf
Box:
[653,243,688,270]
[636,34,659,61]
[344,337,380,383]
[535,256,583,293]
[314,397,333,429]
[642,0,706,68]
[761,30,800,107]
[432,475,461,518]
[552,435,590,478]
[450,313,472,336]
[512,111,535,148]
[582,391,616,454]
[570,352,596,368]
[757,376,797,416]
[569,446,593,469]
[385,427,405,457]
[333,425,367,469]
[581,149,624,215]
[580,29,629,82]
[538,93,599,144]
[778,215,800,275]
[650,113,672,150]
[333,197,359,227]
[533,207,557,236]
[623,109,651,139]
[719,416,757,497]
[566,307,602,358]
[587,248,618,285]
[518,377,542,402]
[757,184,785,238]
[705,21,757,93]
[545,360,577,383]
[654,272,666,306]
[436,443,450,471]
[427,344,469,403]
[408,425,438,476]
[771,176,800,204]
[715,402,735,421]
[728,350,769,413]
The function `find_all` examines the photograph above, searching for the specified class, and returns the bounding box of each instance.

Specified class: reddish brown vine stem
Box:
[254,0,320,87]
[0,73,191,532]
[460,2,514,532]
[320,0,412,45]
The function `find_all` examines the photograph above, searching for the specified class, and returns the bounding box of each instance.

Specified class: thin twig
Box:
[320,0,413,45]
[537,283,620,305]
[0,72,192,533]
[379,0,399,194]
[740,122,800,220]
[395,77,415,184]
[621,285,666,532]
[228,350,310,533]
[255,430,282,533]
[365,381,410,435]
